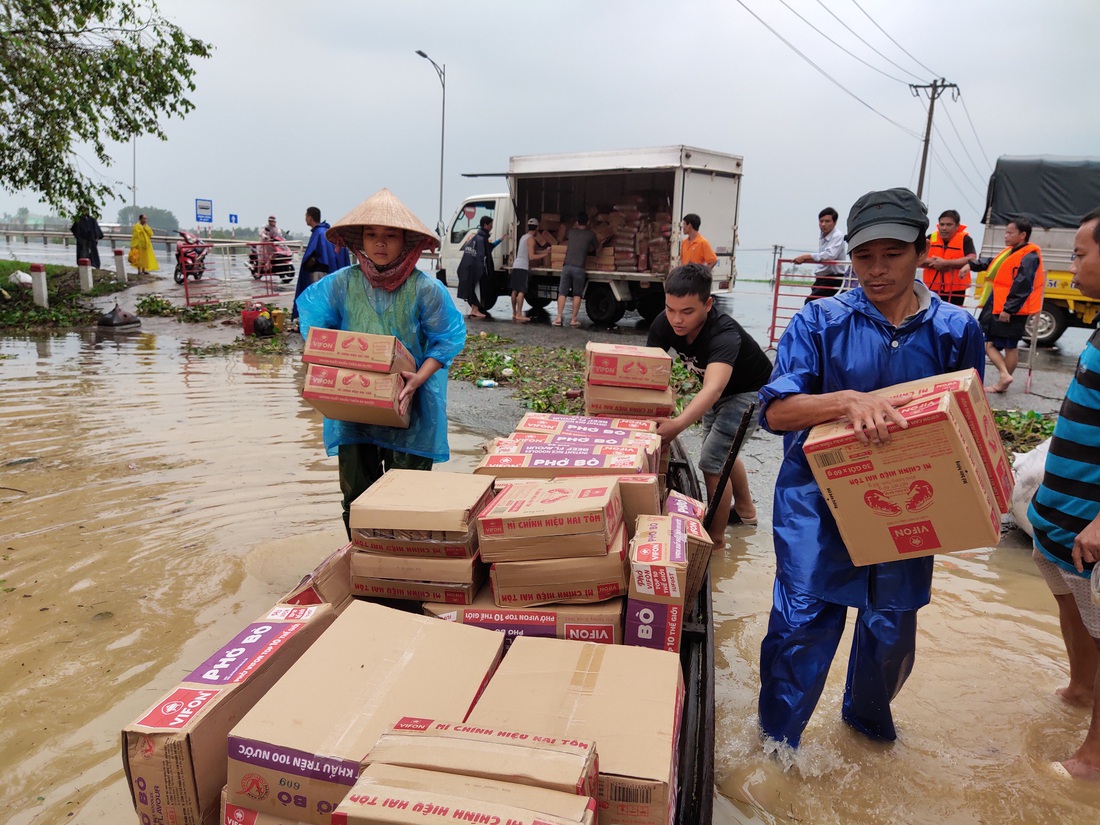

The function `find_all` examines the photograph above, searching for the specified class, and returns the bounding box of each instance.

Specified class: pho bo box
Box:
[870,368,1014,513]
[486,438,658,475]
[423,587,624,647]
[123,604,336,825]
[282,544,355,613]
[514,412,658,436]
[302,328,416,375]
[664,490,705,521]
[475,449,649,479]
[349,470,495,558]
[302,365,408,429]
[333,763,596,825]
[584,383,675,419]
[502,432,663,473]
[490,524,629,608]
[803,391,1001,566]
[222,788,308,824]
[224,602,504,825]
[584,342,673,391]
[365,716,598,798]
[466,637,684,825]
[634,515,712,606]
[625,518,689,654]
[350,550,486,605]
[476,478,623,562]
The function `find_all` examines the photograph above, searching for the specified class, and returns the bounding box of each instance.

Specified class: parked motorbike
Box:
[246,233,296,283]
[173,229,211,284]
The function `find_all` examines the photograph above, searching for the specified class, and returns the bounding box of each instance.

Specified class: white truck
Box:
[438,145,744,325]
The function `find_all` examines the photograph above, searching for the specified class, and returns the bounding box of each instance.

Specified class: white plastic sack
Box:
[1010,437,1052,537]
[8,271,32,286]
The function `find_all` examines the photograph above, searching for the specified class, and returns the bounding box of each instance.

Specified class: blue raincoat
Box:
[757,284,985,746]
[296,266,466,462]
[292,221,350,319]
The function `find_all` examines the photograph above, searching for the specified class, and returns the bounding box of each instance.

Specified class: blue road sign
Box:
[229,213,238,225]
[195,199,213,223]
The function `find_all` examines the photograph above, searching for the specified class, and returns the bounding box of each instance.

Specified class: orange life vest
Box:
[921,226,972,295]
[987,242,1044,315]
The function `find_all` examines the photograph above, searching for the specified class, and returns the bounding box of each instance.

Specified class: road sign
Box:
[229,213,238,224]
[195,199,213,223]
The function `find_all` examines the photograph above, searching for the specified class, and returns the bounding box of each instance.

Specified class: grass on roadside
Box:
[453,332,700,416]
[0,261,131,330]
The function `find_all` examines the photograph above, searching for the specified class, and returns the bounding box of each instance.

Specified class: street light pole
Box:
[416,50,446,240]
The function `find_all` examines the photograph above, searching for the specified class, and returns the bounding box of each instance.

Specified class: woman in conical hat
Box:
[296,188,467,536]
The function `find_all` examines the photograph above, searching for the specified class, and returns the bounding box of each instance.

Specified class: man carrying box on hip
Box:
[646,263,774,547]
[757,188,985,749]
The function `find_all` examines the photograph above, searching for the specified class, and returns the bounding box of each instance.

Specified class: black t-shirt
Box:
[646,306,773,397]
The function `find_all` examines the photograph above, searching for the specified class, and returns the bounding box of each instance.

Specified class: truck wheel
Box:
[584,284,626,326]
[1025,302,1069,347]
[637,290,665,322]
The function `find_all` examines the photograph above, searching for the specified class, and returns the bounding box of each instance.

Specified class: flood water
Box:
[2,310,1099,823]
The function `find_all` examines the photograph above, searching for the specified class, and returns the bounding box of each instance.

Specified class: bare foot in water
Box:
[1061,756,1100,780]
[988,374,1014,393]
[1057,685,1094,708]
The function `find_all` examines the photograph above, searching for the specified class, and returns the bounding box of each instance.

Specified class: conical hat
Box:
[326,188,439,251]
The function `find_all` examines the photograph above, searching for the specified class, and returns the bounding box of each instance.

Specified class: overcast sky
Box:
[4,0,1099,274]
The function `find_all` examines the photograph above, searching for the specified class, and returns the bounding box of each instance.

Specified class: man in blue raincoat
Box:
[292,206,350,321]
[757,188,986,749]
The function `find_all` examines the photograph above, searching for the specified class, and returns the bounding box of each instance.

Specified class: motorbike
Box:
[173,229,212,284]
[246,232,296,283]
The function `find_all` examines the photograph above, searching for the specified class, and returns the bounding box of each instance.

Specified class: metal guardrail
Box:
[0,226,304,259]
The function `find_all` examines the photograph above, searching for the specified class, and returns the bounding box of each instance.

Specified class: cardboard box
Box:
[487,438,657,475]
[871,369,1014,513]
[489,525,629,607]
[302,364,408,428]
[282,544,354,612]
[334,763,596,825]
[351,549,483,584]
[634,515,712,606]
[664,490,705,521]
[616,475,662,539]
[222,788,308,824]
[123,604,336,825]
[584,384,675,419]
[302,328,416,374]
[365,717,598,797]
[515,412,657,435]
[351,570,486,605]
[585,343,672,391]
[467,638,684,825]
[505,432,662,475]
[424,586,624,646]
[475,451,648,479]
[625,519,689,653]
[225,602,504,824]
[804,391,1001,566]
[476,478,623,561]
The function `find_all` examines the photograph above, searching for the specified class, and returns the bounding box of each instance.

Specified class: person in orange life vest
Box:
[680,213,718,270]
[793,207,846,303]
[919,209,977,306]
[971,218,1044,393]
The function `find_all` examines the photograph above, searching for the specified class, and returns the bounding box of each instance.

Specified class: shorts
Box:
[558,264,587,298]
[509,268,530,293]
[979,303,1028,348]
[698,390,759,475]
[1032,546,1100,638]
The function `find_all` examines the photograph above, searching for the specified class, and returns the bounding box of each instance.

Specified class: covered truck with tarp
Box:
[980,155,1100,345]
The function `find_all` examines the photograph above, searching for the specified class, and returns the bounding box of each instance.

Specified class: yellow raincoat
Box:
[129,222,159,272]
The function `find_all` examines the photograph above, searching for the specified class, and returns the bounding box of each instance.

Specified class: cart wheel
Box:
[667,439,703,501]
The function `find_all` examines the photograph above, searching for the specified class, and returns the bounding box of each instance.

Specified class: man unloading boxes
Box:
[757,187,986,749]
[645,263,773,546]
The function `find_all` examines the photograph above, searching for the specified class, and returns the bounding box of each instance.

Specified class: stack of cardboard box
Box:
[347,470,496,604]
[476,477,630,609]
[804,368,1014,566]
[584,342,676,423]
[300,328,414,428]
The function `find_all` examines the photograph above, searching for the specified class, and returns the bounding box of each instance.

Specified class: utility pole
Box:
[910,78,958,200]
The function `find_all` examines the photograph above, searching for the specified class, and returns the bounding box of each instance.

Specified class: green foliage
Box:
[118,205,179,234]
[135,293,245,323]
[0,261,128,329]
[184,335,294,357]
[995,409,1057,454]
[0,1,212,216]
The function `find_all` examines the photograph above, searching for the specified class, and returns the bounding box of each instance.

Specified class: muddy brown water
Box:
[2,326,1099,824]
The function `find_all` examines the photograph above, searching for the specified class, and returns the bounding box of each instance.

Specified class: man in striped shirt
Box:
[1028,206,1100,780]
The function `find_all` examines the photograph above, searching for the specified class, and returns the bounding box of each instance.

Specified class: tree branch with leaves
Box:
[0,0,212,218]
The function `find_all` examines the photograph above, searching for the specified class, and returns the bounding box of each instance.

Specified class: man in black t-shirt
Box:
[647,264,774,547]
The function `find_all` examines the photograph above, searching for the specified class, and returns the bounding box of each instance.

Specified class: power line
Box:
[776,0,909,84]
[957,93,994,168]
[940,102,991,182]
[931,122,986,198]
[929,146,984,215]
[732,0,922,140]
[812,0,924,83]
[848,0,939,78]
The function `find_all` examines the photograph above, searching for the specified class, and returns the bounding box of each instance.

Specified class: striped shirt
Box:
[1029,329,1100,576]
